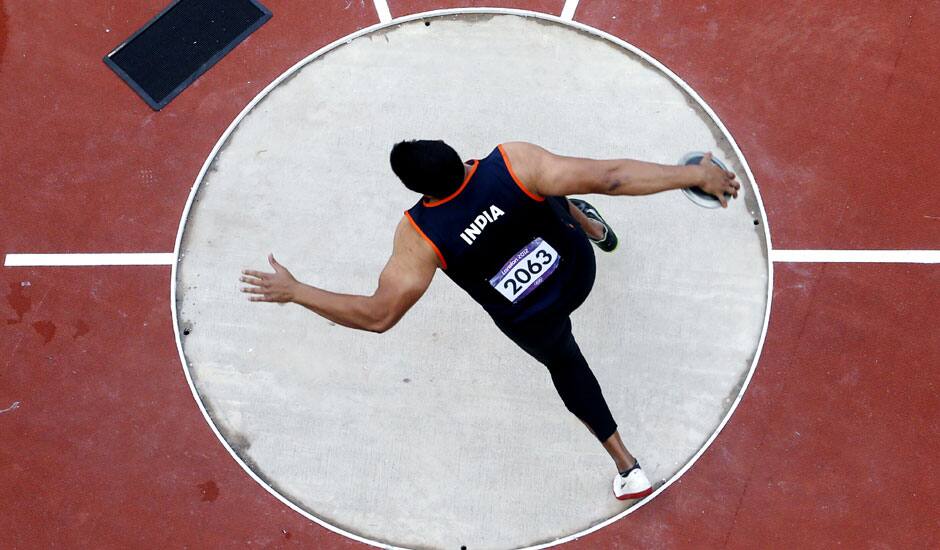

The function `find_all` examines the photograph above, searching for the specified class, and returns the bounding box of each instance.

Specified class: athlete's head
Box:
[390,140,464,198]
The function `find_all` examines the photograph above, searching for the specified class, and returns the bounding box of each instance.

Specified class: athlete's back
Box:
[405,145,595,323]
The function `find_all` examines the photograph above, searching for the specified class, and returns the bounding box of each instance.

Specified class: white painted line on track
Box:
[373,0,392,23]
[771,250,940,264]
[4,253,175,267]
[560,0,580,20]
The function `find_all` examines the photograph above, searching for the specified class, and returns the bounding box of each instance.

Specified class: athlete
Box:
[240,140,740,500]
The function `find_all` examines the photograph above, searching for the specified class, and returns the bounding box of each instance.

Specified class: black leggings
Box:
[492,227,617,443]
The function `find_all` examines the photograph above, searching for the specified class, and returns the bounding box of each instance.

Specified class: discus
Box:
[679,152,740,209]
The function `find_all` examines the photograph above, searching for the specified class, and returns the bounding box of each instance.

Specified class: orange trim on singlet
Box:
[422,160,480,208]
[404,211,447,270]
[498,144,544,202]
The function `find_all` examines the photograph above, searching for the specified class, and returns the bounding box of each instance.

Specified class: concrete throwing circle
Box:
[173,10,771,550]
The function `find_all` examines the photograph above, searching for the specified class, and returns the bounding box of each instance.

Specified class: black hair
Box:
[389,140,464,198]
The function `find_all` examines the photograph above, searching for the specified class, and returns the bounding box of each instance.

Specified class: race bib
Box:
[489,238,560,303]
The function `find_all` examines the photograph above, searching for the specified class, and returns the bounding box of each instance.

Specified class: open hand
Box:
[241,253,298,303]
[697,152,740,208]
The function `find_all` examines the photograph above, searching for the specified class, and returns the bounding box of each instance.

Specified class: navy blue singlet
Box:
[405,145,595,324]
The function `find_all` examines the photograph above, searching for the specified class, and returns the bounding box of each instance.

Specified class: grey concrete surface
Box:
[176,13,769,550]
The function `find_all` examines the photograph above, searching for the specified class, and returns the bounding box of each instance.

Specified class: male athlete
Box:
[241,141,740,500]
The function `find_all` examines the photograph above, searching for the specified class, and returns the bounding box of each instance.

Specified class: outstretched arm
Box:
[501,142,741,207]
[241,217,439,333]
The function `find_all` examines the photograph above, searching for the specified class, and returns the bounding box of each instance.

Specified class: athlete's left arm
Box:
[240,218,438,333]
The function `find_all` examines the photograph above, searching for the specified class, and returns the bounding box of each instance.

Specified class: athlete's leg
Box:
[494,315,637,472]
[573,419,635,471]
[602,430,637,472]
[566,199,606,240]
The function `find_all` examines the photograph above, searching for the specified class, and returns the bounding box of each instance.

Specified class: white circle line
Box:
[169,8,775,550]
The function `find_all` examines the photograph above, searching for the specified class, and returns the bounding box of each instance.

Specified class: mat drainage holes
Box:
[183,329,191,335]
[753,219,760,226]
[460,546,467,550]
[425,21,431,27]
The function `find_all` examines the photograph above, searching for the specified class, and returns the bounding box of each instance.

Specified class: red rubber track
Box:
[2,1,938,548]
[578,0,940,250]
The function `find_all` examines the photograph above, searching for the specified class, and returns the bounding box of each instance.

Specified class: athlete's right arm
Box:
[501,141,740,207]
[292,217,438,333]
[364,216,440,333]
[256,218,437,334]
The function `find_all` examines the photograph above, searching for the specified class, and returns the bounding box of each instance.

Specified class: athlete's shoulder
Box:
[498,141,546,162]
[399,213,446,269]
[496,142,546,201]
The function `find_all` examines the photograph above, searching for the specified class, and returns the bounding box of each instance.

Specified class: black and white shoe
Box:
[569,198,618,252]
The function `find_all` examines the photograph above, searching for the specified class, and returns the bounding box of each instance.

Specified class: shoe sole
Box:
[614,486,654,501]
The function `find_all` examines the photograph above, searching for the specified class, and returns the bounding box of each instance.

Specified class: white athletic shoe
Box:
[613,462,653,501]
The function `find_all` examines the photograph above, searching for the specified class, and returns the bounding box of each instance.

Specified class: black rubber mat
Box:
[104,0,272,110]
